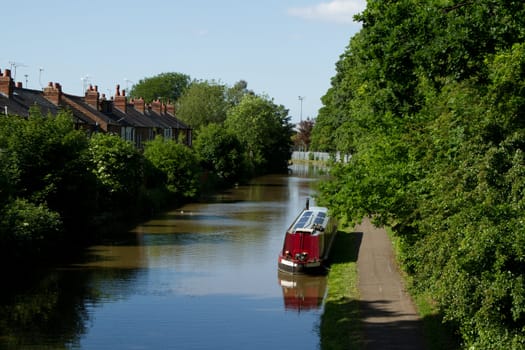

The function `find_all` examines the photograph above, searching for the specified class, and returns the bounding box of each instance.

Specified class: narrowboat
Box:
[278,199,337,274]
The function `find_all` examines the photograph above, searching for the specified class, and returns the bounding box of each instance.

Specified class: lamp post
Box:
[298,96,304,122]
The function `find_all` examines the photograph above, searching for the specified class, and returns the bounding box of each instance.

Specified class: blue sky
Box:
[3,0,365,123]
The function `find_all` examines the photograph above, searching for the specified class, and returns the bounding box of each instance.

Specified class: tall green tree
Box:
[175,80,229,131]
[314,1,525,348]
[0,109,97,256]
[128,72,191,103]
[225,94,293,174]
[193,123,244,183]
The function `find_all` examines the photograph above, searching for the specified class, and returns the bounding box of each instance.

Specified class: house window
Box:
[164,128,172,140]
[121,127,135,143]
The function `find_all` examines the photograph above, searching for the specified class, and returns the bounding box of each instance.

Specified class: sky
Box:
[3,0,365,124]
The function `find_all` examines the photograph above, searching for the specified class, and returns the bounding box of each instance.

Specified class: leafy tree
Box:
[143,136,201,199]
[193,123,244,183]
[0,109,96,233]
[225,94,293,174]
[128,72,191,103]
[88,133,144,216]
[314,1,525,347]
[292,118,314,151]
[175,80,230,132]
[225,80,253,107]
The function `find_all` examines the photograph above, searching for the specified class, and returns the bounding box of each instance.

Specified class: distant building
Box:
[0,68,192,148]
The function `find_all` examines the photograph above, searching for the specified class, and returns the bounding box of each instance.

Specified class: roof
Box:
[1,87,60,117]
[1,81,191,134]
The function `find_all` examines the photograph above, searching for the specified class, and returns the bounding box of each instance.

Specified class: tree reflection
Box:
[0,266,140,349]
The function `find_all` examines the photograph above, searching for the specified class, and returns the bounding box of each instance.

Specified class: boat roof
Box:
[290,206,329,233]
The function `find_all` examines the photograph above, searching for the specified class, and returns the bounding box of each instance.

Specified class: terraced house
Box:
[0,68,192,148]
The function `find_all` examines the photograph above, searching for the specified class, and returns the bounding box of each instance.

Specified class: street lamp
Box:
[298,96,304,122]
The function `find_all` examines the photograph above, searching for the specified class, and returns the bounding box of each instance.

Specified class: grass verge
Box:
[320,227,363,350]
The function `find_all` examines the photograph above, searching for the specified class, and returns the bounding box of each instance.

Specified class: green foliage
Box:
[0,199,62,258]
[128,72,191,103]
[175,80,230,131]
[0,109,97,233]
[88,133,144,219]
[88,133,143,195]
[315,1,525,348]
[193,123,244,183]
[225,94,293,174]
[143,136,201,199]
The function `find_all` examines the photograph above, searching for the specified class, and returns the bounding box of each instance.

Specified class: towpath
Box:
[355,218,427,350]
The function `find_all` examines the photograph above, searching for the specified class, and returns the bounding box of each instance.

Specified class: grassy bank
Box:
[320,224,459,350]
[386,228,460,350]
[320,227,363,350]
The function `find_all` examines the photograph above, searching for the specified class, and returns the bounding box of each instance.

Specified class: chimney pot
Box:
[43,81,62,105]
[167,102,175,115]
[134,97,145,113]
[0,69,14,97]
[85,83,100,109]
[151,99,162,114]
[114,85,127,112]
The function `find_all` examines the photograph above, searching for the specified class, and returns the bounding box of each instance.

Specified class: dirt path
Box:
[355,218,427,350]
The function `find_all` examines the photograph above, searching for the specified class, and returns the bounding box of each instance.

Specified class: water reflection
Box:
[278,271,327,312]
[0,168,327,350]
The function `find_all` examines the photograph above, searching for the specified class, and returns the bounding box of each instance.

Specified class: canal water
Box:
[0,165,329,350]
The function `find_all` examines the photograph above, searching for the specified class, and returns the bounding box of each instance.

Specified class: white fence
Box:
[291,151,350,163]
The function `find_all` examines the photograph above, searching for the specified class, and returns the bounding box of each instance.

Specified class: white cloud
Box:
[288,0,366,24]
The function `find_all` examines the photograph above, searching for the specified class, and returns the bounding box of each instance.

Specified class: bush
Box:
[0,199,63,259]
[143,136,201,199]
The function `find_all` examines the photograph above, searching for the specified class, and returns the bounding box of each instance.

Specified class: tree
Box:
[193,123,244,183]
[128,72,191,103]
[225,80,253,107]
[314,1,525,347]
[88,133,144,216]
[292,118,314,151]
[175,80,229,132]
[143,136,201,199]
[225,94,293,174]
[0,108,96,232]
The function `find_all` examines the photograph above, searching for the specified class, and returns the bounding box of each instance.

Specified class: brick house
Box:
[0,68,192,148]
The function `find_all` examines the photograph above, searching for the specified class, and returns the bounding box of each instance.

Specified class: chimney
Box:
[43,82,62,105]
[133,97,145,113]
[16,82,23,88]
[151,99,162,114]
[85,84,100,110]
[114,84,127,112]
[166,101,175,115]
[0,69,13,98]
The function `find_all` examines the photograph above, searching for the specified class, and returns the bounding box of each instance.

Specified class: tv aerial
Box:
[8,61,27,81]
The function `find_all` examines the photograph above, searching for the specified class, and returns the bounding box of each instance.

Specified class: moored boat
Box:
[278,199,337,274]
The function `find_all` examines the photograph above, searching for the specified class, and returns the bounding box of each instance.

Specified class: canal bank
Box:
[0,170,331,350]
